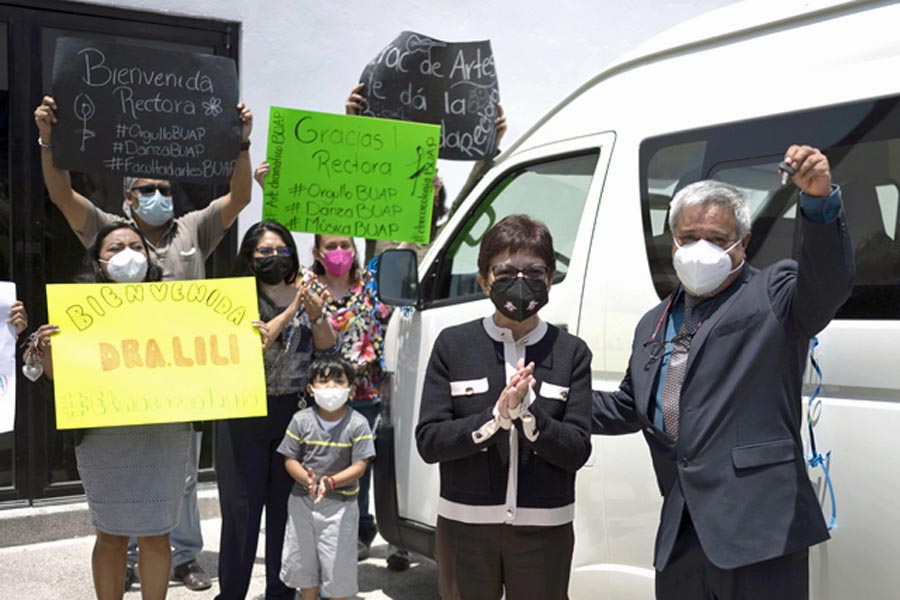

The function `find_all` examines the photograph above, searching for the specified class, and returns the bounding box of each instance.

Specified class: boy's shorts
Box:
[281,494,360,597]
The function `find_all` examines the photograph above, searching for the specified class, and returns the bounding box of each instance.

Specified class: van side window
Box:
[426,152,598,305]
[640,95,900,320]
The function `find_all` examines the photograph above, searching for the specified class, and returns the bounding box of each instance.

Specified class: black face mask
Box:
[489,277,549,322]
[254,256,293,285]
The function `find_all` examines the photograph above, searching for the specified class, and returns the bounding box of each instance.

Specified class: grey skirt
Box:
[76,422,192,537]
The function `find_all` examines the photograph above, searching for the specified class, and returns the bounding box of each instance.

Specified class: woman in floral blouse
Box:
[301,234,391,559]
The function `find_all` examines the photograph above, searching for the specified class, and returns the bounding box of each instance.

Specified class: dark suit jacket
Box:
[593,201,854,571]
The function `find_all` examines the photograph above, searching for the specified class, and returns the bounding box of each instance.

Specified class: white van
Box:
[373,1,900,597]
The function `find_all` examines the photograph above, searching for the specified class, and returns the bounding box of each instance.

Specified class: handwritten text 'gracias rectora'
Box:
[268,110,437,240]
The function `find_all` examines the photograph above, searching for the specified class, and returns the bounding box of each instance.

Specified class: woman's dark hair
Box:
[477,214,556,280]
[76,222,162,284]
[308,353,356,387]
[312,235,362,281]
[235,221,300,319]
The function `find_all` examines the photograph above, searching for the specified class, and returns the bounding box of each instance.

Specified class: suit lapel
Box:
[685,265,757,375]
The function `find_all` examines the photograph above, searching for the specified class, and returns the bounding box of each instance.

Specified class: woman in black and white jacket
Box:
[416,214,593,600]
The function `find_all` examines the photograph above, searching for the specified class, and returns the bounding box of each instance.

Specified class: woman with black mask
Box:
[416,214,593,600]
[215,220,339,600]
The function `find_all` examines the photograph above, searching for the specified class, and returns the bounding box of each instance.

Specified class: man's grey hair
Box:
[122,176,139,193]
[121,177,139,218]
[668,180,751,238]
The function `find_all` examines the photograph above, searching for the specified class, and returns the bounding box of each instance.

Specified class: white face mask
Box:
[313,387,350,412]
[673,238,744,296]
[100,247,149,283]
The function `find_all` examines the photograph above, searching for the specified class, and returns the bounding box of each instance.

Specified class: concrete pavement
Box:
[0,516,439,599]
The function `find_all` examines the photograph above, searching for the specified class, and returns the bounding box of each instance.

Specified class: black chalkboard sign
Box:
[359,32,501,161]
[50,37,241,183]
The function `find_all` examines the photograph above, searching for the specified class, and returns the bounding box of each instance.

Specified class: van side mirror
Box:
[377,249,420,307]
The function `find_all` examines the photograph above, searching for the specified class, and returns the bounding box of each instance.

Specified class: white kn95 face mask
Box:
[100,248,149,283]
[673,239,743,296]
[313,387,350,412]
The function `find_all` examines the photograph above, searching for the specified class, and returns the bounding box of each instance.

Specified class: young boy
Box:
[278,353,376,600]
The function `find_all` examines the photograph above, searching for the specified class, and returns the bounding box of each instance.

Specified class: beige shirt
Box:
[75,199,226,281]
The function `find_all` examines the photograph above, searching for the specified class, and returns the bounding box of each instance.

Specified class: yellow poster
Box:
[46,277,267,429]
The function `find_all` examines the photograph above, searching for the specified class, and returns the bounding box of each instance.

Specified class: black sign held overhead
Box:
[50,37,241,183]
[359,32,501,161]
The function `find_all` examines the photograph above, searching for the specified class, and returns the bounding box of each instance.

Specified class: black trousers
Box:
[214,394,298,600]
[656,511,809,600]
[435,516,574,600]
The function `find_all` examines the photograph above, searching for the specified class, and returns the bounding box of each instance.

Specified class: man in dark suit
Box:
[592,145,854,599]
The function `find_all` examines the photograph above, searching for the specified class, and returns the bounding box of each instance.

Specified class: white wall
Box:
[73,0,737,252]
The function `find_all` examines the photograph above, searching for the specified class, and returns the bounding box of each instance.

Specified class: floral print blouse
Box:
[301,269,391,403]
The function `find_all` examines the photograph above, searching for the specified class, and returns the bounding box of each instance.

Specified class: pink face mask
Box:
[321,248,355,277]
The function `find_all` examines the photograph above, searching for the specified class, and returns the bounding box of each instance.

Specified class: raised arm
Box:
[772,145,855,336]
[34,96,94,232]
[216,102,253,230]
[446,104,508,220]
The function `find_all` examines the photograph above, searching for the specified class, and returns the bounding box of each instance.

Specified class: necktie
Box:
[661,295,701,441]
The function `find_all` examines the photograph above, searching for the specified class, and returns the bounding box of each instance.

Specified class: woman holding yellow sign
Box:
[34,222,186,600]
[215,220,339,600]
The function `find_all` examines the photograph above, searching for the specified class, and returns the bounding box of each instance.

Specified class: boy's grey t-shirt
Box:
[277,407,375,501]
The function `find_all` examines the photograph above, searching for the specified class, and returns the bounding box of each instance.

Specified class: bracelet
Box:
[311,313,327,326]
[37,136,51,149]
[239,140,251,151]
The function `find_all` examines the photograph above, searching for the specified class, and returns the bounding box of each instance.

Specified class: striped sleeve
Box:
[351,413,376,463]
[277,411,306,460]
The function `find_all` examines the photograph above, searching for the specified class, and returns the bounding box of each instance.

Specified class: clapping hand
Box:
[298,283,325,321]
[497,358,536,419]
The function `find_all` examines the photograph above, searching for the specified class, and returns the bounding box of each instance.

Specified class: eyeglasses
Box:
[674,235,739,250]
[255,246,293,257]
[490,263,550,281]
[131,184,172,197]
[642,332,694,361]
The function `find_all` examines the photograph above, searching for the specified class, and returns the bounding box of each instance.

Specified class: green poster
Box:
[263,107,440,244]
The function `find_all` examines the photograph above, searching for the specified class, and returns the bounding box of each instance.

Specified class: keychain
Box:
[778,160,796,186]
[22,332,44,382]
